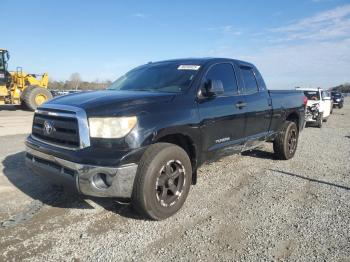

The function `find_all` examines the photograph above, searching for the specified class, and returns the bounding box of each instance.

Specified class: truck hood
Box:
[46,90,175,116]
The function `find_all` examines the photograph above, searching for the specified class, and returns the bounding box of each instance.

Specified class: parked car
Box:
[331,91,344,108]
[298,88,332,125]
[25,58,306,220]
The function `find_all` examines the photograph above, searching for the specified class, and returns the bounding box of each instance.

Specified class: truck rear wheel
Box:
[131,143,192,220]
[22,86,52,111]
[273,121,299,160]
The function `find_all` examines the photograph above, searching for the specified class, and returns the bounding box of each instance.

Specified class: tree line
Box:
[330,83,350,93]
[49,73,112,90]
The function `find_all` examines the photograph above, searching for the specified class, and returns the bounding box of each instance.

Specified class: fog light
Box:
[92,173,112,189]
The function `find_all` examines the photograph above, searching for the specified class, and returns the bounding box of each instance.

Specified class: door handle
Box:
[235,101,247,109]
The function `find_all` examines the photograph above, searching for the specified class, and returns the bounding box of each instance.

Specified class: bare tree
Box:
[69,73,81,90]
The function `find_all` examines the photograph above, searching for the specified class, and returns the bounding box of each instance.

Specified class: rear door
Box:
[237,65,272,144]
[197,63,246,157]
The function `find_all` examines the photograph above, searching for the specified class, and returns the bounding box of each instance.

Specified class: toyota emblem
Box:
[43,121,55,135]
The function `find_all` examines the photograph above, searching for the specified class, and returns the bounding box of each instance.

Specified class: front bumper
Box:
[305,114,317,122]
[25,146,138,198]
[305,117,317,122]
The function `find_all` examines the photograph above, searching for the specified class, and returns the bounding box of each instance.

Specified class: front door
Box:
[197,63,246,160]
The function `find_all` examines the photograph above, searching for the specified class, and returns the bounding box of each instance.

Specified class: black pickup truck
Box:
[26,58,305,220]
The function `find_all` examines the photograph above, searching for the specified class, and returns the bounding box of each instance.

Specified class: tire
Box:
[323,117,328,122]
[317,113,323,128]
[131,143,192,220]
[273,121,299,160]
[22,86,53,111]
[339,104,343,109]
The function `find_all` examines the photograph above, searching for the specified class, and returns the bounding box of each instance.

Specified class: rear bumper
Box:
[25,146,138,198]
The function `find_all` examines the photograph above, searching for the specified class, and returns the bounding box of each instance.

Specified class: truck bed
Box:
[268,89,305,132]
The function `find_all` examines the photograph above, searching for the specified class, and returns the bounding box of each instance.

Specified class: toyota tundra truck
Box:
[25,58,305,220]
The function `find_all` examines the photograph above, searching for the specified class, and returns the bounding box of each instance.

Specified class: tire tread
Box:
[273,121,298,160]
[22,86,52,111]
[132,142,191,220]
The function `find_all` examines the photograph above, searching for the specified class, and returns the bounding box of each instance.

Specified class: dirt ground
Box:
[0,105,33,137]
[0,100,349,261]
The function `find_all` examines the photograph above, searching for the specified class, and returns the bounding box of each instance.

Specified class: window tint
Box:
[205,63,238,95]
[240,67,258,93]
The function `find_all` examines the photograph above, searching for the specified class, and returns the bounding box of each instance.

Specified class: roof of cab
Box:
[296,87,323,92]
[148,57,254,67]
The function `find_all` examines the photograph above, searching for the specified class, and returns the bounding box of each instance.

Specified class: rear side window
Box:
[240,67,258,93]
[205,63,238,95]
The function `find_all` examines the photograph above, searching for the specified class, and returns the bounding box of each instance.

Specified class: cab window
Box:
[0,53,4,70]
[205,63,238,95]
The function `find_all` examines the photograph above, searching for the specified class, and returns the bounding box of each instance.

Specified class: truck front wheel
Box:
[131,143,192,220]
[273,121,299,160]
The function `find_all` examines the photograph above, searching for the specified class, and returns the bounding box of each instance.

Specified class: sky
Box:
[2,0,350,89]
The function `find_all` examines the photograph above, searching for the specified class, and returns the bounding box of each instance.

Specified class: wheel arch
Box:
[155,132,198,185]
[286,111,300,130]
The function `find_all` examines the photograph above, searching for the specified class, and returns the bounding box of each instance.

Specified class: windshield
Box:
[304,91,320,100]
[107,62,200,93]
[334,93,342,98]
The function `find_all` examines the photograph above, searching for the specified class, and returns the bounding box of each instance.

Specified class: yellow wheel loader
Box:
[0,49,52,110]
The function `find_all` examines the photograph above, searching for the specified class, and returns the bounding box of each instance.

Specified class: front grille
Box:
[32,111,80,149]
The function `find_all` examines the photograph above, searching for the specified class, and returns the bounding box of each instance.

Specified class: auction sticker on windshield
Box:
[177,65,201,70]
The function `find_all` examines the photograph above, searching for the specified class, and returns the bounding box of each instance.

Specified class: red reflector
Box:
[303,96,308,106]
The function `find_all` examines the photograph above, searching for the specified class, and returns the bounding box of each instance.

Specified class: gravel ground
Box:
[0,99,349,261]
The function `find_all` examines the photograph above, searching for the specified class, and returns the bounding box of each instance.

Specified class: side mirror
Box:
[202,79,224,97]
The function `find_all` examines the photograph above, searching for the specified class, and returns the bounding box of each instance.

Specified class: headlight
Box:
[89,116,137,138]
